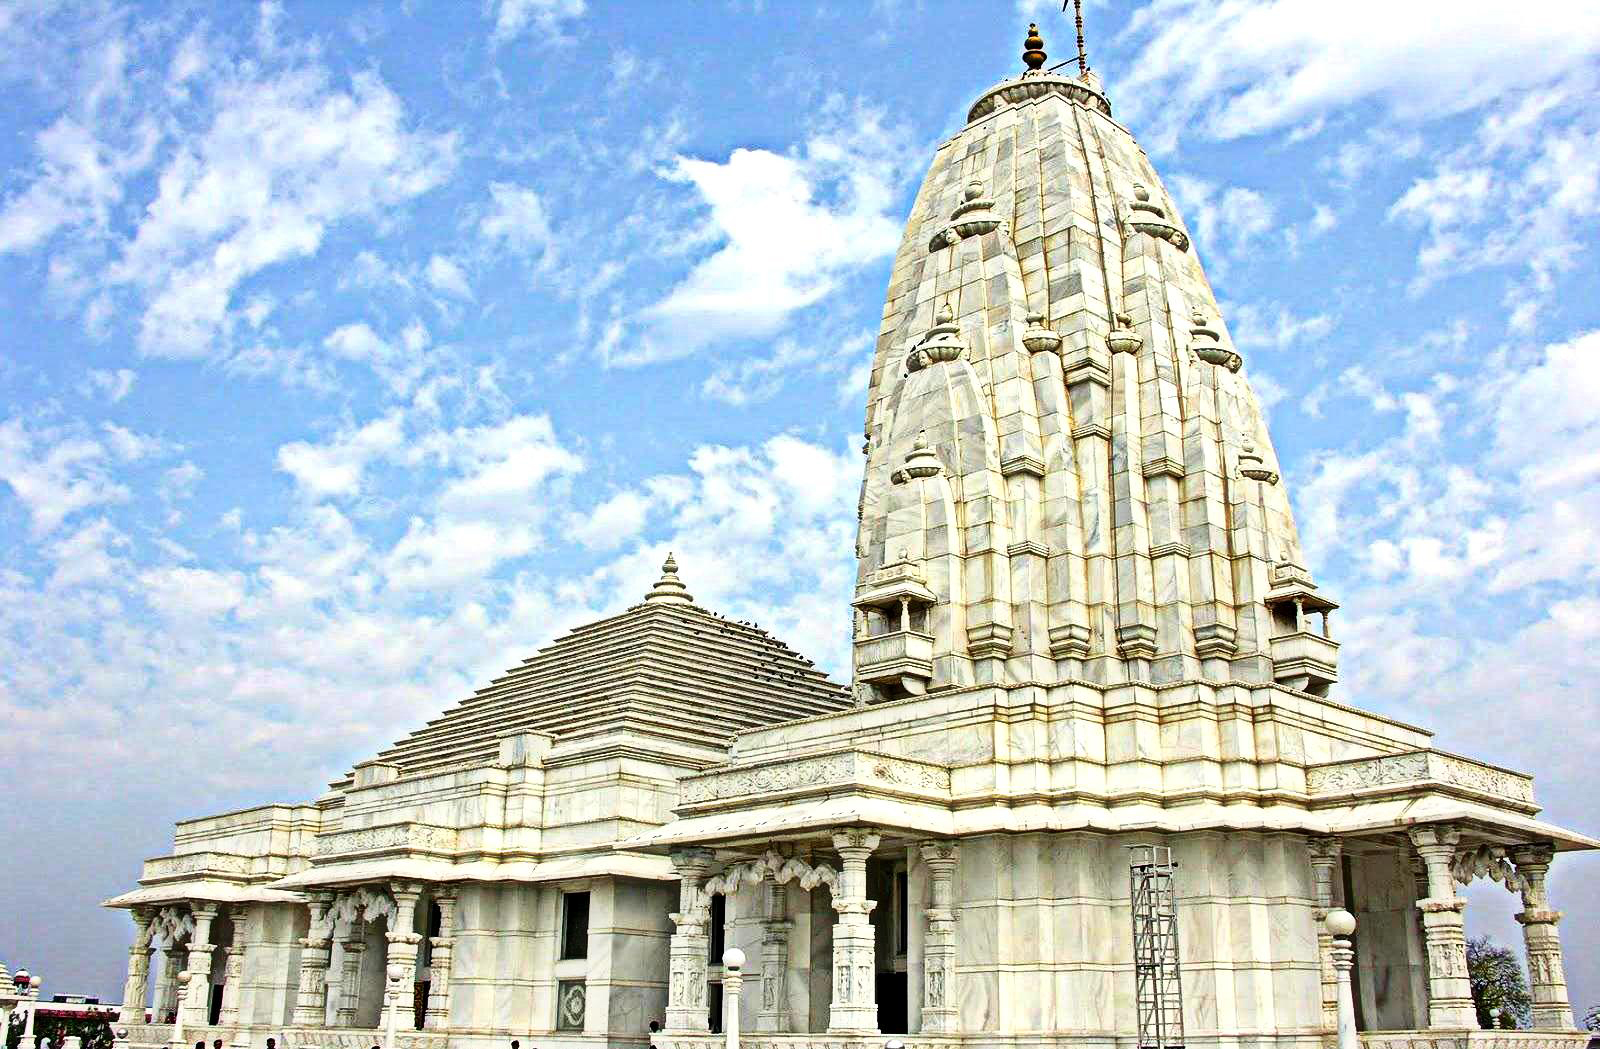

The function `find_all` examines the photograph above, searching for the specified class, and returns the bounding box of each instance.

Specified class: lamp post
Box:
[19,971,42,1047]
[383,963,404,1049]
[170,972,192,1049]
[1326,910,1358,1049]
[721,948,745,1049]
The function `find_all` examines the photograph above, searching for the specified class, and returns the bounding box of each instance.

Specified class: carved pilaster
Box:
[919,841,959,1034]
[665,848,713,1034]
[182,904,218,1027]
[424,888,457,1030]
[828,828,880,1034]
[216,940,245,1028]
[292,894,335,1027]
[153,948,181,1022]
[756,878,790,1033]
[1308,837,1344,1036]
[119,909,154,1026]
[1409,825,1474,1029]
[1512,844,1575,1029]
[334,939,366,1027]
[386,882,424,990]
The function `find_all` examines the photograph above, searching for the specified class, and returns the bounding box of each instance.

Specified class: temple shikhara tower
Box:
[101,21,1593,1049]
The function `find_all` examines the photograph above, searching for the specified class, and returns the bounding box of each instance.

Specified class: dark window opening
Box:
[707,982,723,1034]
[708,894,726,961]
[894,868,909,955]
[560,891,591,960]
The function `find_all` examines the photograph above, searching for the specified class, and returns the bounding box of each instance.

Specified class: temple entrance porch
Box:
[662,827,957,1041]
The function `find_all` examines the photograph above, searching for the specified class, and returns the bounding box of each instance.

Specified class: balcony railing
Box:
[1269,629,1338,692]
[853,629,934,684]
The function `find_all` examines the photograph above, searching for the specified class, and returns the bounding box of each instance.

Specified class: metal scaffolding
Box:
[1129,844,1185,1049]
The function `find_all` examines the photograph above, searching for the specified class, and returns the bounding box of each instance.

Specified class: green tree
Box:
[1468,936,1533,1029]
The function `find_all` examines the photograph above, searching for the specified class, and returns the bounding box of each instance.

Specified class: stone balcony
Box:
[1307,750,1538,814]
[854,628,934,691]
[1270,629,1339,694]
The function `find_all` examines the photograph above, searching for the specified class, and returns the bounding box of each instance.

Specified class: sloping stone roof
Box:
[375,590,850,774]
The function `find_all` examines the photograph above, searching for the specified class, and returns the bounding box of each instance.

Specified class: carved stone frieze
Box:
[677,749,949,807]
[313,823,457,859]
[142,852,252,882]
[1305,750,1535,808]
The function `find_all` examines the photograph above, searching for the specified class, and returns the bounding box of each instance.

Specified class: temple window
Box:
[707,894,726,960]
[559,891,590,960]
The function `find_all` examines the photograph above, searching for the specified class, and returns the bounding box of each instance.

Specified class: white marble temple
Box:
[100,19,1594,1049]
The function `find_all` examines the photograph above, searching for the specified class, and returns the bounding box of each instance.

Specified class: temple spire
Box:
[644,553,695,605]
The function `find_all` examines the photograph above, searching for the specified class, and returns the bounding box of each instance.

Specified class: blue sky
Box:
[3,0,1600,1018]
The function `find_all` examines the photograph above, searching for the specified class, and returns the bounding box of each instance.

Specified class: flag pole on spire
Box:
[1063,0,1089,75]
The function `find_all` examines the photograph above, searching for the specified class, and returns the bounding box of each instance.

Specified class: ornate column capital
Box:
[1408,823,1461,852]
[1511,842,1555,868]
[1307,836,1344,861]
[832,827,881,856]
[919,839,959,872]
[388,879,424,903]
[670,846,715,877]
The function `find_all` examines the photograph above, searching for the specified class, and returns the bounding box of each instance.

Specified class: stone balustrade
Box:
[1360,1032,1591,1049]
[283,1028,452,1049]
[1306,751,1537,811]
[853,630,934,686]
[655,1037,963,1049]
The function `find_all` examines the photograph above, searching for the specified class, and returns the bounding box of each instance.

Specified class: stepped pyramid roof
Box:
[372,556,851,774]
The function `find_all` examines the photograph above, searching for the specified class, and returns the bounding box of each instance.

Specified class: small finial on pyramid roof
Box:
[644,552,695,605]
[1023,23,1047,71]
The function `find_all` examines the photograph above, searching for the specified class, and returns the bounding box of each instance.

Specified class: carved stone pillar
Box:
[292,894,335,1027]
[424,888,457,1030]
[666,848,713,1034]
[183,904,219,1027]
[1308,837,1344,1036]
[1409,825,1474,1029]
[334,938,366,1026]
[154,947,181,1022]
[755,877,790,1032]
[1511,845,1575,1029]
[217,938,246,1028]
[919,841,959,1034]
[119,909,154,1026]
[828,828,880,1034]
[387,882,423,1029]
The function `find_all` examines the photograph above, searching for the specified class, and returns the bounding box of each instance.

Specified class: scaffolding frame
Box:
[1129,844,1185,1049]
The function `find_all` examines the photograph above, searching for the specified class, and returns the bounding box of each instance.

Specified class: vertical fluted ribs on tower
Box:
[853,53,1329,695]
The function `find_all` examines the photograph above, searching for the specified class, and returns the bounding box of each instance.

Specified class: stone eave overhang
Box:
[271,850,675,890]
[624,791,1599,854]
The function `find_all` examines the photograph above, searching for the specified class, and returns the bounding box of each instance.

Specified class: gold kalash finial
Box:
[1022,22,1047,71]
